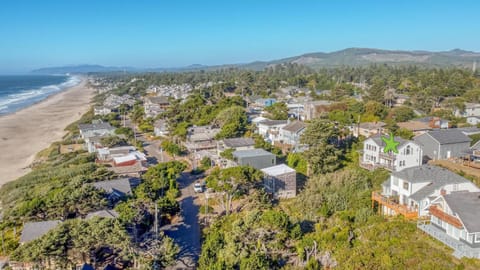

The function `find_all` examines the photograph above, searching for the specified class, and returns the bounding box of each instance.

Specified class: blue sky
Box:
[0,0,479,73]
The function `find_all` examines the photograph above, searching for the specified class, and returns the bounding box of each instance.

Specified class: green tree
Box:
[300,119,345,174]
[214,106,248,139]
[264,102,289,120]
[206,166,263,214]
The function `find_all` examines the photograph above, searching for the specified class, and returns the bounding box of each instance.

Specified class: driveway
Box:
[163,172,201,269]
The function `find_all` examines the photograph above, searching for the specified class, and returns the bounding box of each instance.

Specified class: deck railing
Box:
[372,191,418,220]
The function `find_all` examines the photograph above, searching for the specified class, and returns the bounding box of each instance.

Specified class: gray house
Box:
[261,164,297,198]
[233,149,276,170]
[414,130,472,160]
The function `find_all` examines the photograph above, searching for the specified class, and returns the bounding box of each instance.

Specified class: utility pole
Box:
[154,202,159,239]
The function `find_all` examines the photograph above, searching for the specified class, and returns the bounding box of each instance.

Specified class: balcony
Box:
[429,205,463,228]
[359,157,395,171]
[371,191,418,220]
[379,152,396,160]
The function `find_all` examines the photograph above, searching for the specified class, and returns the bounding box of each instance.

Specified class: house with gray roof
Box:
[414,129,472,160]
[257,119,288,143]
[277,121,307,152]
[91,178,140,201]
[144,96,170,118]
[374,165,479,219]
[78,121,115,139]
[419,191,480,259]
[233,149,276,170]
[20,220,61,243]
[217,137,255,155]
[360,134,423,172]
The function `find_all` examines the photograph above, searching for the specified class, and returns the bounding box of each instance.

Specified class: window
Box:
[406,145,411,155]
[272,159,275,165]
[403,181,409,191]
[475,233,480,243]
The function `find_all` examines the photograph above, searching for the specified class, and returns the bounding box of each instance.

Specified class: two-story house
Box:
[144,96,170,118]
[455,102,480,118]
[276,121,307,152]
[184,125,220,152]
[373,165,479,219]
[257,120,288,144]
[217,137,255,155]
[414,129,472,160]
[360,134,423,171]
[78,121,115,139]
[418,191,480,259]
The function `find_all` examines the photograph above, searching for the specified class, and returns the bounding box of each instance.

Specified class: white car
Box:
[193,182,204,193]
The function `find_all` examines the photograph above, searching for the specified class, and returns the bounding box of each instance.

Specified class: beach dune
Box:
[0,78,94,186]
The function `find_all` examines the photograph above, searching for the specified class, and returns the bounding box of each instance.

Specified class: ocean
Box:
[0,75,81,115]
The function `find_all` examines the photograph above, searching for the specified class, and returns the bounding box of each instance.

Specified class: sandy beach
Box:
[0,77,94,186]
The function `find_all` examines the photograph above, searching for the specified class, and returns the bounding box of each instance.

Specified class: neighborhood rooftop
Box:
[233,148,275,158]
[259,120,288,126]
[20,220,61,243]
[392,165,470,201]
[424,129,472,144]
[282,121,306,133]
[78,122,115,132]
[223,137,255,148]
[443,191,480,233]
[369,134,410,148]
[92,178,137,196]
[261,164,296,176]
[86,209,120,219]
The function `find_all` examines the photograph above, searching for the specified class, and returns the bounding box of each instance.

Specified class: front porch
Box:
[417,221,480,259]
[371,191,418,220]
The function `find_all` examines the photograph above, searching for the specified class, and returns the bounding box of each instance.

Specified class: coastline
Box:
[0,77,94,187]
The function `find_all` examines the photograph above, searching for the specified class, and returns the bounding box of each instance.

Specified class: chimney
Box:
[440,189,447,196]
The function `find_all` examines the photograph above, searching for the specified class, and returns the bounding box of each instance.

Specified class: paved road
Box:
[163,172,201,269]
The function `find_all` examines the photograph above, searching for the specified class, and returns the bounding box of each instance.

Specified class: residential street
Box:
[163,172,201,269]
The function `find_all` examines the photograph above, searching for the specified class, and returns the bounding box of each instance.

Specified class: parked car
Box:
[193,181,204,193]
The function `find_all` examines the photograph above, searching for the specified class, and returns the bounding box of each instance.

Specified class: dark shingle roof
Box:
[223,137,255,148]
[20,220,61,243]
[282,121,307,133]
[259,120,288,127]
[92,178,136,197]
[392,165,471,201]
[368,134,411,149]
[426,129,471,144]
[443,191,480,233]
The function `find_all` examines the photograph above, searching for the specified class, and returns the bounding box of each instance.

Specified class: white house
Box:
[360,134,423,172]
[153,119,169,137]
[419,191,480,259]
[78,122,115,139]
[374,165,479,219]
[277,120,307,152]
[257,120,288,143]
[455,103,480,117]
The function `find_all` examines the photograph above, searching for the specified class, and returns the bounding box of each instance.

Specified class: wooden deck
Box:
[371,191,418,220]
[429,205,463,228]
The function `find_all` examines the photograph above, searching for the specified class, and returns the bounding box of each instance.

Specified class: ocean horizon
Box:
[0,75,81,115]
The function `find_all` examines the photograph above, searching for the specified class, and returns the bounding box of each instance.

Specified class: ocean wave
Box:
[0,76,81,114]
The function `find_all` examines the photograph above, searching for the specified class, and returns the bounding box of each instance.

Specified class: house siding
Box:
[414,134,440,160]
[236,155,276,170]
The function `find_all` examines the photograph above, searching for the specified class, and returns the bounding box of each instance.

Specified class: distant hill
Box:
[31,48,480,74]
[238,48,480,70]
